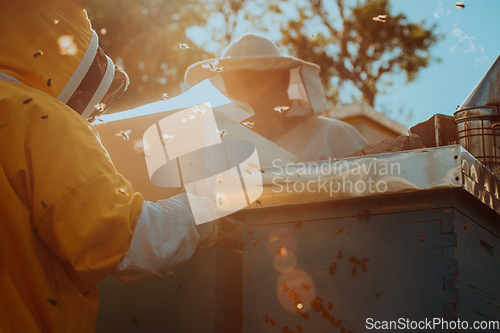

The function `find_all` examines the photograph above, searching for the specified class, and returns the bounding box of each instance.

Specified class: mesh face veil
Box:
[66,46,129,122]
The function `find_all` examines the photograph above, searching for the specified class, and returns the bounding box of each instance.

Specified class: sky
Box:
[371,0,500,127]
[188,0,500,129]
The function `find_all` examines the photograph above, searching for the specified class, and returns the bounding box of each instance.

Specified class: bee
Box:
[329,266,334,275]
[265,314,269,323]
[162,93,171,100]
[167,271,174,278]
[336,228,344,234]
[132,316,138,325]
[242,122,254,129]
[41,200,48,209]
[151,270,163,280]
[322,310,330,319]
[214,286,219,292]
[288,291,293,298]
[176,284,183,290]
[302,284,310,290]
[95,103,106,112]
[463,224,471,229]
[270,318,276,326]
[256,200,262,206]
[455,2,465,9]
[179,43,190,49]
[23,98,33,104]
[212,66,223,72]
[332,262,338,270]
[117,188,128,196]
[363,209,371,221]
[334,319,342,328]
[294,222,302,229]
[372,14,387,22]
[260,169,265,174]
[116,130,132,141]
[296,172,300,177]
[34,51,43,58]
[97,118,104,123]
[219,129,227,139]
[246,229,254,235]
[279,247,287,256]
[419,237,425,242]
[47,78,52,86]
[245,169,252,175]
[360,258,369,264]
[352,267,357,276]
[340,326,347,333]
[274,105,290,113]
[349,256,361,265]
[337,251,343,260]
[182,114,195,123]
[224,280,229,286]
[328,301,333,310]
[193,106,206,115]
[362,264,367,272]
[252,240,260,247]
[83,290,90,296]
[162,134,173,143]
[376,292,381,298]
[301,313,309,319]
[202,60,219,71]
[46,298,57,306]
[296,324,303,332]
[41,115,49,119]
[283,284,288,292]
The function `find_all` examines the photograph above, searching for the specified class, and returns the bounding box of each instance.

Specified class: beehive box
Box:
[241,147,500,333]
[241,190,500,332]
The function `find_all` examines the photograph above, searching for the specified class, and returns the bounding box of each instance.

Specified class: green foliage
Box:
[280,0,441,106]
[83,0,213,112]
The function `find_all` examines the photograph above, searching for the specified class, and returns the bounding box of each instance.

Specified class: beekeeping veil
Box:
[0,0,128,122]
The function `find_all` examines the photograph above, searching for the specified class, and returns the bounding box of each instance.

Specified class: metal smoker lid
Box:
[457,55,500,111]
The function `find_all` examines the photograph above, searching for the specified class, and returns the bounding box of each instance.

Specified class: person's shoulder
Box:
[0,81,91,131]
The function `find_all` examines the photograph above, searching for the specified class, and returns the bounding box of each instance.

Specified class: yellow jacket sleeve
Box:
[21,86,143,284]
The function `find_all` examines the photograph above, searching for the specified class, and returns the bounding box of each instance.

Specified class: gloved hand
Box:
[171,193,234,249]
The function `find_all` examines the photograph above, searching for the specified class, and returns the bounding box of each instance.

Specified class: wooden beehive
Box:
[241,189,500,333]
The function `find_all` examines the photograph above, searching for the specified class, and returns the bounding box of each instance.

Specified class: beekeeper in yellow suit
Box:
[0,1,220,332]
[185,34,368,162]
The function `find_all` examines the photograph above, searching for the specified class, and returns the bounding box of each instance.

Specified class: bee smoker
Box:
[454,55,500,177]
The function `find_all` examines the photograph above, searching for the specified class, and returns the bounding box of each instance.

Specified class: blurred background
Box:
[83,0,500,128]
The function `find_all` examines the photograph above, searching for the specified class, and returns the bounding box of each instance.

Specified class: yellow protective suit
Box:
[0,1,144,332]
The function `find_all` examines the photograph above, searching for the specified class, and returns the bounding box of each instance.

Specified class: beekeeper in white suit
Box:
[184,33,368,162]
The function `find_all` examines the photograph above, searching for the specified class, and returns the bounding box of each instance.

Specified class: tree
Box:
[278,0,441,107]
[83,0,213,112]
